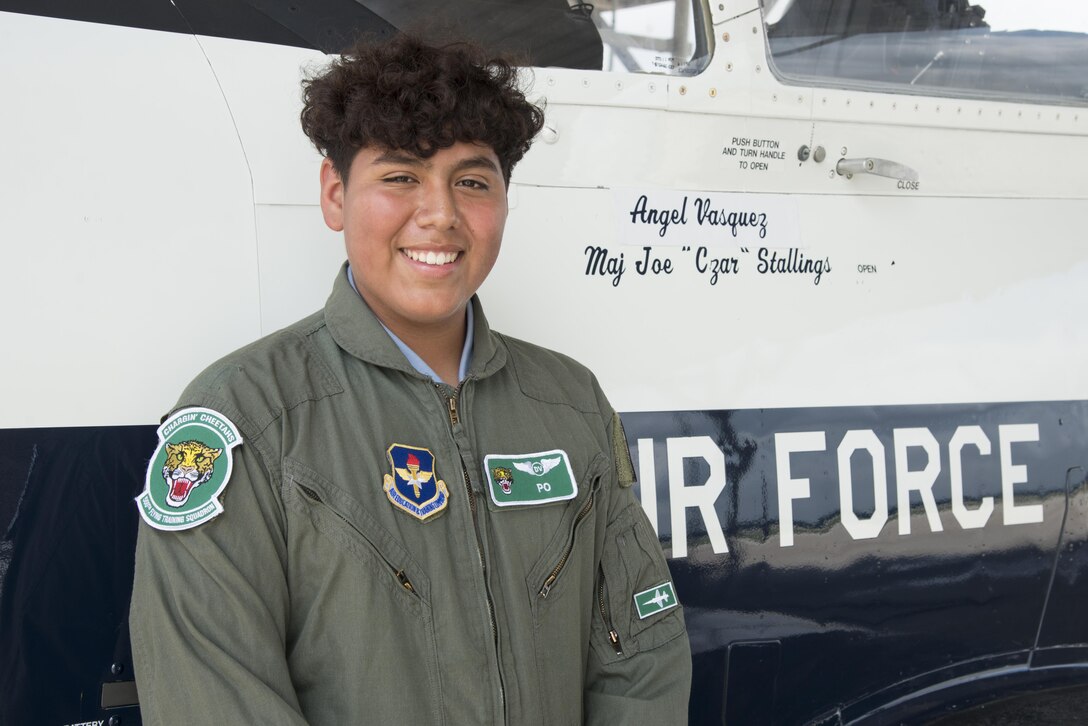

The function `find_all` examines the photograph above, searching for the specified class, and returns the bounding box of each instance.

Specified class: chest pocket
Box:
[282,456,429,607]
[280,457,445,725]
[494,449,604,601]
[520,453,607,726]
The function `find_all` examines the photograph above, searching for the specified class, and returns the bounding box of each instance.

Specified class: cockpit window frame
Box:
[759,0,1088,108]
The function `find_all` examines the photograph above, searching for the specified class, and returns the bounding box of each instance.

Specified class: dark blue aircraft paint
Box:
[621,400,1088,724]
[1,401,1085,725]
[0,426,154,726]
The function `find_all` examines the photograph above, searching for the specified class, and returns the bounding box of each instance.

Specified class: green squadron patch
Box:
[634,582,678,619]
[136,407,243,531]
[483,449,577,507]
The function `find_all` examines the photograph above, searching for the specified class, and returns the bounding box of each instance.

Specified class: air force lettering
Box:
[383,444,449,522]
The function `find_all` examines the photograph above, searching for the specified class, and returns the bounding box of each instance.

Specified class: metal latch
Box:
[836,157,919,182]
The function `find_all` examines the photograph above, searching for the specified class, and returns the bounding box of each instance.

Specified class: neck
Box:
[384,309,467,386]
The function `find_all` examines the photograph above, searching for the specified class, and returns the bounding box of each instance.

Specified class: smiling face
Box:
[319,141,508,342]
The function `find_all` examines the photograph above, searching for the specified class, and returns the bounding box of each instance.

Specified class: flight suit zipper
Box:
[295,482,418,596]
[443,385,508,723]
[598,565,623,655]
[538,488,596,598]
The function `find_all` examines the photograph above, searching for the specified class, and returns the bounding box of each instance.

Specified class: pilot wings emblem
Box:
[514,456,562,477]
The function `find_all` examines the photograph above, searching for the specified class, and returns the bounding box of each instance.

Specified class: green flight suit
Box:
[131,264,691,725]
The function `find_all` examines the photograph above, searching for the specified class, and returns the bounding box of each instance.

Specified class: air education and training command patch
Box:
[136,407,243,531]
[483,449,577,507]
[383,444,449,522]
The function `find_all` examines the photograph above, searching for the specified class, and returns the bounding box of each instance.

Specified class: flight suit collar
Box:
[324,262,507,380]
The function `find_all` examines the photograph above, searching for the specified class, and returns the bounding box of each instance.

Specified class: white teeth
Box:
[405,250,458,266]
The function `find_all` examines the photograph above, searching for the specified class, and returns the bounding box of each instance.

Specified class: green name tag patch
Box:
[484,449,577,507]
[634,581,678,619]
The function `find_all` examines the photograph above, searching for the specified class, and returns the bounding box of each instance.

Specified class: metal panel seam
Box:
[1029,465,1081,666]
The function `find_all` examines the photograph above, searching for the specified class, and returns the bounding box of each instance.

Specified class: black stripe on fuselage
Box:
[0,0,394,53]
[2,399,1085,725]
[0,424,155,726]
[1,0,606,69]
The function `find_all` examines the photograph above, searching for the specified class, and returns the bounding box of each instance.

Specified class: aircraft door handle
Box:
[836,157,919,182]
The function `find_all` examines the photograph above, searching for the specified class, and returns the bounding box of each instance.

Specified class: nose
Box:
[415,182,459,230]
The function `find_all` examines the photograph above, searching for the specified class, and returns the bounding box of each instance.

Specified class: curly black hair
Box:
[301,35,545,185]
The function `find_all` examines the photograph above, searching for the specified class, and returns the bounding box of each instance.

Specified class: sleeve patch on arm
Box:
[136,407,244,531]
[634,581,678,619]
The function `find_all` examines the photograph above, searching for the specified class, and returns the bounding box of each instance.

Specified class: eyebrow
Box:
[372,151,425,167]
[371,151,500,175]
[452,155,501,175]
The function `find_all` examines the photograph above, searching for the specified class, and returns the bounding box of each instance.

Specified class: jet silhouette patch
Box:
[634,582,678,619]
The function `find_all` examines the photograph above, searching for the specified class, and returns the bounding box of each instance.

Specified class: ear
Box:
[319,157,345,232]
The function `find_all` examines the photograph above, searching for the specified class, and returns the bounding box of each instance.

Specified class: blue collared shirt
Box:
[347,264,474,384]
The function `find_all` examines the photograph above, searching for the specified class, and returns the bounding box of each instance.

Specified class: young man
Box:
[131,36,691,725]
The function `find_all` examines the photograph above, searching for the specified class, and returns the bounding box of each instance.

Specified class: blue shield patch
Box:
[382,443,449,521]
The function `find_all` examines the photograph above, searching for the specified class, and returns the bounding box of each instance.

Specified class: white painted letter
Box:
[775,431,826,547]
[894,428,943,535]
[667,436,728,558]
[637,438,659,535]
[949,425,994,529]
[838,429,889,540]
[1000,423,1043,526]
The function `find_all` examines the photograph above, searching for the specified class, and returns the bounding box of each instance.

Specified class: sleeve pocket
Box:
[592,503,686,662]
